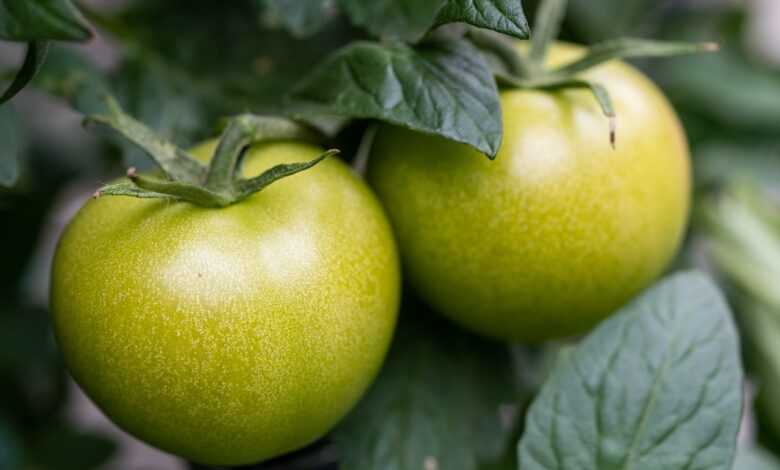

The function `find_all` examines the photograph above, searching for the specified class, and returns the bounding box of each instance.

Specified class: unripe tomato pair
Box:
[51,43,689,465]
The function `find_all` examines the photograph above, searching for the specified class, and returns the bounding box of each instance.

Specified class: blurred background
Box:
[1,0,779,468]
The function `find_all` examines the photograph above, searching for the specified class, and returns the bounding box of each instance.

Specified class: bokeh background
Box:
[1,0,779,468]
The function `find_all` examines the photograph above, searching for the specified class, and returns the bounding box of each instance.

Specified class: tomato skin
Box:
[367,42,690,342]
[51,141,400,466]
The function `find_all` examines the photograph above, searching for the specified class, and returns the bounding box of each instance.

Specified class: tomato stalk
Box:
[86,96,337,207]
[472,0,718,147]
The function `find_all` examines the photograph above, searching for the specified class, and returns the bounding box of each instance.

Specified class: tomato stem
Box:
[127,168,233,207]
[85,95,206,183]
[550,39,719,77]
[467,29,535,79]
[88,98,336,208]
[205,114,320,193]
[483,0,718,148]
[236,150,339,200]
[528,0,568,71]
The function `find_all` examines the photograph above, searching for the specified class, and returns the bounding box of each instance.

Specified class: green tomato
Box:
[51,141,400,466]
[367,42,690,342]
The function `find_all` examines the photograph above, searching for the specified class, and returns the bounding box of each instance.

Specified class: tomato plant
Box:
[1,0,779,469]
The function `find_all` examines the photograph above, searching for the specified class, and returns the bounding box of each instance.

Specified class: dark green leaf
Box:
[0,306,68,424]
[436,0,529,38]
[339,0,529,42]
[0,105,20,187]
[0,41,49,105]
[0,422,22,469]
[260,0,336,38]
[290,38,503,157]
[0,308,61,373]
[0,0,91,41]
[334,306,518,470]
[32,45,110,114]
[111,0,351,114]
[339,0,444,42]
[733,446,780,470]
[30,427,116,470]
[518,272,743,470]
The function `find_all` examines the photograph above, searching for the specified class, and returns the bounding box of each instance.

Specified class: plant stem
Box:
[528,0,569,69]
[551,39,718,76]
[467,29,535,79]
[86,95,206,183]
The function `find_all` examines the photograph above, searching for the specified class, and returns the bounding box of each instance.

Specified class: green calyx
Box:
[87,97,338,208]
[470,0,718,147]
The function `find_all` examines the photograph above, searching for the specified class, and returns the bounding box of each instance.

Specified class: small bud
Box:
[126,167,137,178]
[92,190,102,199]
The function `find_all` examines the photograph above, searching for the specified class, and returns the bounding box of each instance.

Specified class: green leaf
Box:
[290,38,503,157]
[0,41,49,105]
[518,272,743,470]
[339,0,529,42]
[333,306,517,470]
[435,0,529,39]
[339,0,445,42]
[0,105,20,187]
[733,446,780,470]
[260,0,336,38]
[0,0,91,41]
